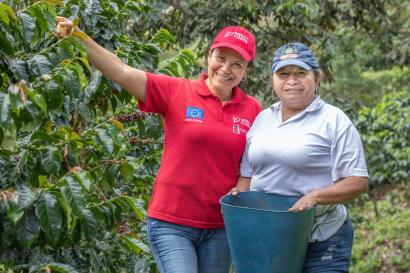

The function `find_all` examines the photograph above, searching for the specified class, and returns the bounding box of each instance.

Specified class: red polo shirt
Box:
[138,72,262,228]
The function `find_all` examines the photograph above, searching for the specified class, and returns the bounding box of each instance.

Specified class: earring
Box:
[315,85,320,95]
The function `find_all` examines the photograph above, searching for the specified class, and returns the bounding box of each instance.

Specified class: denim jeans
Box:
[147,217,231,273]
[303,218,354,273]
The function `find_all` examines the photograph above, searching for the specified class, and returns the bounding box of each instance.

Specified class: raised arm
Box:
[55,17,147,102]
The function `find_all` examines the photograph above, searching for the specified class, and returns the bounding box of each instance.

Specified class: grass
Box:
[349,183,410,273]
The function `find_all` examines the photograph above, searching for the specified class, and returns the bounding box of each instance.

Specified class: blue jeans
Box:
[303,218,354,273]
[147,217,231,273]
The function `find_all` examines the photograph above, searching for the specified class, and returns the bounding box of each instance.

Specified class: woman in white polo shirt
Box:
[233,43,369,273]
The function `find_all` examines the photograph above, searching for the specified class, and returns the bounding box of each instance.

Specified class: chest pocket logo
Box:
[232,116,251,135]
[185,106,204,122]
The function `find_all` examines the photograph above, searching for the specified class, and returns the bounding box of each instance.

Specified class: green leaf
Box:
[35,192,63,245]
[31,5,48,35]
[41,146,62,174]
[31,131,55,143]
[78,102,93,127]
[0,123,16,151]
[9,59,29,81]
[55,190,74,233]
[72,170,93,192]
[7,209,24,224]
[0,3,16,26]
[0,218,15,249]
[27,55,52,77]
[0,93,11,127]
[95,128,114,154]
[45,263,79,273]
[62,69,81,98]
[16,186,39,210]
[80,209,98,240]
[82,71,102,104]
[42,80,64,110]
[121,235,150,254]
[58,39,76,60]
[28,90,47,114]
[16,208,40,248]
[18,12,35,46]
[120,162,134,181]
[122,196,146,220]
[150,29,176,48]
[0,30,14,54]
[62,175,85,216]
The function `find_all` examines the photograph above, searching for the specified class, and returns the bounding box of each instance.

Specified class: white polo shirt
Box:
[241,96,368,241]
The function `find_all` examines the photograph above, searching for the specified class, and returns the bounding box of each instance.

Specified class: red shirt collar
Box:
[194,73,248,104]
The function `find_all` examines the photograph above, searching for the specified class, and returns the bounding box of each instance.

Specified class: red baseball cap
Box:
[210,26,256,62]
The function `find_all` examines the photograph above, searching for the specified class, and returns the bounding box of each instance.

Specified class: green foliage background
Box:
[1,0,409,272]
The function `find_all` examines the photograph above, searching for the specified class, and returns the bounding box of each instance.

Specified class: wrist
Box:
[72,28,90,42]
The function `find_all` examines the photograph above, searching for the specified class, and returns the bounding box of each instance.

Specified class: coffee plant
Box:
[356,91,410,186]
[0,0,195,272]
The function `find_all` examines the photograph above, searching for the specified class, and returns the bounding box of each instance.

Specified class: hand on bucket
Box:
[230,187,240,196]
[288,193,316,212]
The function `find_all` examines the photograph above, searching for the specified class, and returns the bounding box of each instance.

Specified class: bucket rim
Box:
[220,192,316,214]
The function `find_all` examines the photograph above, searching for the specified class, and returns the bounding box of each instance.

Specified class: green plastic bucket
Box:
[220,192,315,273]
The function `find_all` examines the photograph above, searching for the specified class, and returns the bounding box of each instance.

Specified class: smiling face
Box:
[273,65,320,113]
[206,47,249,98]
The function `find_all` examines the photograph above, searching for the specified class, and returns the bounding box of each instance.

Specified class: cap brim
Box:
[211,43,252,61]
[273,59,312,72]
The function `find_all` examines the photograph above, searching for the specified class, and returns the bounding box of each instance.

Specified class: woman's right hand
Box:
[54,16,75,39]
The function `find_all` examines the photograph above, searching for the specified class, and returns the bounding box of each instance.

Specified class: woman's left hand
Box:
[289,192,317,212]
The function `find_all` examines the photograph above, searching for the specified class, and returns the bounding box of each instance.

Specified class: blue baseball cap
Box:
[272,43,319,73]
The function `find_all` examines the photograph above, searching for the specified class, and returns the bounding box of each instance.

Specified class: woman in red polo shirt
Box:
[55,17,262,273]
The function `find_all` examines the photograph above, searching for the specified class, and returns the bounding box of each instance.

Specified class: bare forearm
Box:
[236,176,251,192]
[82,37,126,84]
[289,176,368,211]
[55,17,147,101]
[79,32,146,101]
[311,176,368,205]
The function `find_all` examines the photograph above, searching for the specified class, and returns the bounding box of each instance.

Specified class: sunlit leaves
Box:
[158,49,195,77]
[121,235,150,254]
[150,29,176,48]
[0,3,16,26]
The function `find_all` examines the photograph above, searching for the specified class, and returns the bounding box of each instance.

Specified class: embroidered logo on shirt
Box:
[185,106,204,122]
[232,116,251,134]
